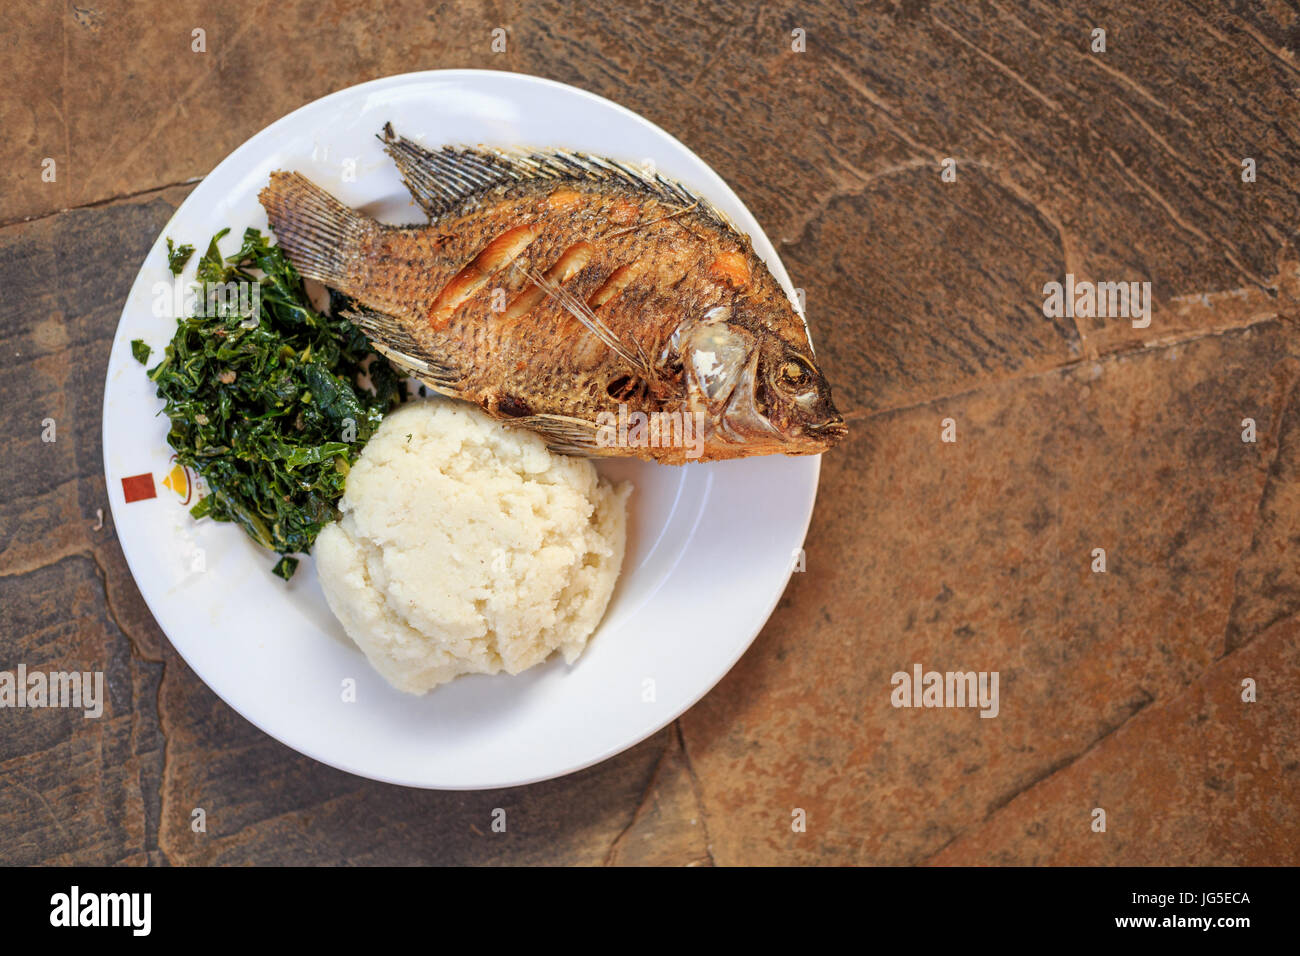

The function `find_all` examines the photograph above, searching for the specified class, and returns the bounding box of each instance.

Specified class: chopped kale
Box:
[130,339,151,364]
[271,556,300,581]
[165,238,195,275]
[146,227,402,579]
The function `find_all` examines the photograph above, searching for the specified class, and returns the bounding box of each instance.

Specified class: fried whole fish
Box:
[258,124,845,463]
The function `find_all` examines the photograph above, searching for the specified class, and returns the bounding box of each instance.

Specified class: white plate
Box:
[102,70,821,789]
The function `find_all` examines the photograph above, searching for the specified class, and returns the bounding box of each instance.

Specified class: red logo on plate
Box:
[120,473,157,503]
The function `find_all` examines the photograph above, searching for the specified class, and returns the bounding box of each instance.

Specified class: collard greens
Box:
[146,228,403,579]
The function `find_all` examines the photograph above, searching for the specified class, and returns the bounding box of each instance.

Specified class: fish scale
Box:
[257,125,846,463]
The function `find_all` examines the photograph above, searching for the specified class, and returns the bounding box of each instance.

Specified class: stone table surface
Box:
[2,0,1298,866]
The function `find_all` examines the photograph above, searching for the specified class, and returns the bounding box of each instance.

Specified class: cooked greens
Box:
[165,238,195,275]
[146,227,402,578]
[271,556,300,581]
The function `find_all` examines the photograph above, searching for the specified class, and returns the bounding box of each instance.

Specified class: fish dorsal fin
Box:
[378,123,740,234]
[380,123,517,219]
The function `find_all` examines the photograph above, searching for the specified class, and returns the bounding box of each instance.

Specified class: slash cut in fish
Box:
[258,124,846,463]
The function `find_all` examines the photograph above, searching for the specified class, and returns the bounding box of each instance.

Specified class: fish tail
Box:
[258,171,369,289]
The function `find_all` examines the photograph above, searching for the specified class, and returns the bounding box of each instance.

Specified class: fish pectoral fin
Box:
[503,413,608,457]
[341,306,464,391]
[521,266,657,382]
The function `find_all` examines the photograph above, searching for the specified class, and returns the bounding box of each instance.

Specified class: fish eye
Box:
[780,360,810,386]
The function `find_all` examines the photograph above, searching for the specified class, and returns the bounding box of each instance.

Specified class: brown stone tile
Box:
[0,554,165,866]
[1224,352,1300,652]
[777,3,1300,367]
[928,616,1300,865]
[2,0,504,222]
[790,167,1080,419]
[606,726,712,866]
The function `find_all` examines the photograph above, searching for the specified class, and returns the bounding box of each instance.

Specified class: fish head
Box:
[750,330,847,452]
[682,305,846,456]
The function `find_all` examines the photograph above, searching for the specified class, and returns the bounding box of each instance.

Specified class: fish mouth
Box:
[804,416,848,444]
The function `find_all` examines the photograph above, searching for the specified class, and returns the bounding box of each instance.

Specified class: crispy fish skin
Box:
[258,128,846,463]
